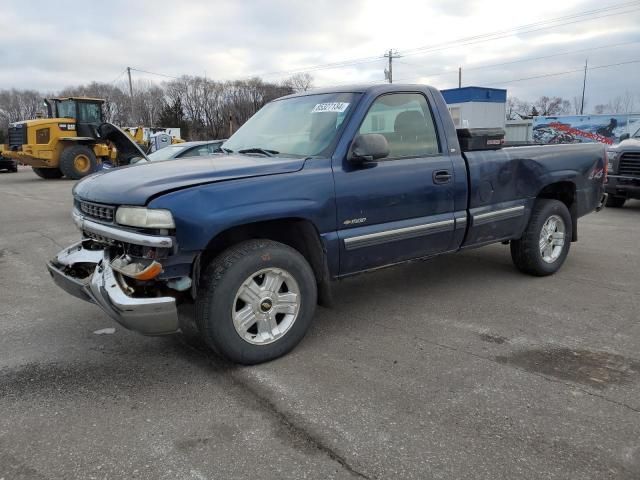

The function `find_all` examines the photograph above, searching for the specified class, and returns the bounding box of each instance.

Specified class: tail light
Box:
[603,150,609,183]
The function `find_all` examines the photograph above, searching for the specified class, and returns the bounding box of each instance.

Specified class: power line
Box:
[229,1,640,80]
[392,39,640,81]
[400,9,640,61]
[280,0,640,81]
[129,67,180,79]
[108,68,128,85]
[486,59,640,86]
[114,2,640,87]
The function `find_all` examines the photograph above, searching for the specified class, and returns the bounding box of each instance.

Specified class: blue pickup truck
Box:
[48,84,607,364]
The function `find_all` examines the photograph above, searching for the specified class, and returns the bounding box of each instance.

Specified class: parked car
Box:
[48,84,606,365]
[144,140,225,162]
[605,127,640,207]
[0,154,18,172]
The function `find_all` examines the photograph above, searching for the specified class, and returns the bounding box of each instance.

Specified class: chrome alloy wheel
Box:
[539,214,566,263]
[232,268,301,345]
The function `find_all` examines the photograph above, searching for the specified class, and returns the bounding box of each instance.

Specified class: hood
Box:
[610,138,640,152]
[10,119,58,128]
[73,154,306,205]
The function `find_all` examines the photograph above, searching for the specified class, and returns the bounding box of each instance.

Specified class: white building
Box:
[440,87,507,129]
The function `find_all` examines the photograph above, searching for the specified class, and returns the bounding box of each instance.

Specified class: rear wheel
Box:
[59,145,98,179]
[32,167,63,179]
[510,199,572,276]
[605,195,626,208]
[195,239,317,364]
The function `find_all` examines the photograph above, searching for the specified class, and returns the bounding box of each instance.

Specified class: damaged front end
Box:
[47,206,194,336]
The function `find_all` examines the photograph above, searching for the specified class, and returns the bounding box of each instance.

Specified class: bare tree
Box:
[572,96,589,115]
[593,104,607,114]
[506,96,533,119]
[620,91,635,114]
[0,74,303,142]
[534,96,569,116]
[283,73,314,93]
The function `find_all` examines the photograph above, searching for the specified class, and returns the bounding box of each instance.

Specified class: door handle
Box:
[433,170,452,184]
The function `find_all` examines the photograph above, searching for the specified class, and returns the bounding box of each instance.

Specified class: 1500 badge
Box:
[343,217,367,225]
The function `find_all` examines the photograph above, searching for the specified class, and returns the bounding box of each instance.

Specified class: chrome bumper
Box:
[47,241,180,335]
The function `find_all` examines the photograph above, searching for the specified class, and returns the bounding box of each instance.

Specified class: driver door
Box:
[333,92,456,274]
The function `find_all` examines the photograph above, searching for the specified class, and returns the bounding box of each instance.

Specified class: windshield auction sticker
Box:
[311,102,350,113]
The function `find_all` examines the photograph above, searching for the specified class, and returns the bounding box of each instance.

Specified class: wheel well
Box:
[200,218,332,306]
[537,181,578,241]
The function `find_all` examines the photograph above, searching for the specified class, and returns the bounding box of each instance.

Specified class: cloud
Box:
[0,0,638,105]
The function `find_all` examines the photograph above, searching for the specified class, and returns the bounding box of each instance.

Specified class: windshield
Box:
[147,144,189,161]
[633,127,640,138]
[223,92,360,157]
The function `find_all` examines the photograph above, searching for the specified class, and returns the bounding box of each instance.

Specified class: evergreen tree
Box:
[158,98,190,140]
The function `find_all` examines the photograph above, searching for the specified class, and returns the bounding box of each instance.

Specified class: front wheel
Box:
[32,167,63,179]
[195,240,317,364]
[510,199,572,276]
[59,145,98,179]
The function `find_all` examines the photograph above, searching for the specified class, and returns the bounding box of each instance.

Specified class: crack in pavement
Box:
[175,336,373,480]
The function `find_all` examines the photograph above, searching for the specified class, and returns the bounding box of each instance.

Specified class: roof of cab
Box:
[276,83,440,101]
[48,97,106,102]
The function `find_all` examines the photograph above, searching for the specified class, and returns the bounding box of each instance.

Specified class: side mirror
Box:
[349,134,390,163]
[619,133,630,142]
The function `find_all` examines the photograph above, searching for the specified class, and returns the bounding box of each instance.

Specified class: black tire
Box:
[605,195,626,208]
[510,199,572,276]
[32,167,63,179]
[59,145,98,179]
[195,239,317,365]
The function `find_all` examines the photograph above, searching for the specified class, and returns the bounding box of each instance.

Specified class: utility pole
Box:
[458,67,462,88]
[127,66,134,122]
[384,49,401,83]
[580,59,587,115]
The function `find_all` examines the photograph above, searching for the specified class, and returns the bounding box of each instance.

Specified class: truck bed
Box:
[460,142,606,248]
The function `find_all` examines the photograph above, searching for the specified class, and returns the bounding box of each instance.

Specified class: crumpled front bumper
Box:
[47,241,180,335]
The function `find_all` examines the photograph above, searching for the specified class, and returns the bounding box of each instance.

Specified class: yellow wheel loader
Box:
[0,97,147,179]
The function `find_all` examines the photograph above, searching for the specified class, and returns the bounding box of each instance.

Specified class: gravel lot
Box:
[1,167,639,480]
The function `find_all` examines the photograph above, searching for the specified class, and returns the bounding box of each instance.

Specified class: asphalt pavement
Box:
[1,167,639,480]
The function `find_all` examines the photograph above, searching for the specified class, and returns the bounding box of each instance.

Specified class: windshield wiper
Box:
[221,147,233,153]
[238,147,279,157]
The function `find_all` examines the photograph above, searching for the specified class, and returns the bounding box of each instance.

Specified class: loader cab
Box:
[45,97,105,138]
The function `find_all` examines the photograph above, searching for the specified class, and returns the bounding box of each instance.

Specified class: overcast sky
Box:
[1,0,639,108]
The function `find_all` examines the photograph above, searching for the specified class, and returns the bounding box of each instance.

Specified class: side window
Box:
[180,146,209,158]
[359,93,440,159]
[77,102,102,123]
[448,106,461,127]
[208,142,222,153]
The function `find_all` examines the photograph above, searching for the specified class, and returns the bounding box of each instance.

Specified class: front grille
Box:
[619,153,640,177]
[77,200,115,223]
[8,125,27,148]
